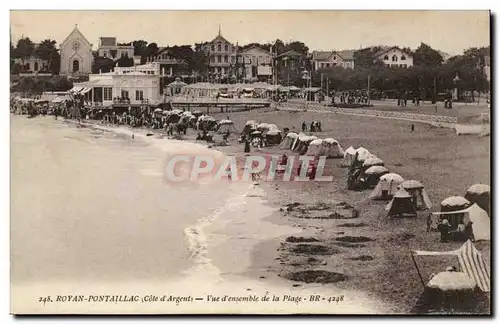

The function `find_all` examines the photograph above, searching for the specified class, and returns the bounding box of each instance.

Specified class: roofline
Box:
[240,45,271,55]
[61,26,91,48]
[375,46,412,58]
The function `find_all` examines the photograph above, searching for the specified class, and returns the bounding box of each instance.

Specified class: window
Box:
[224,55,228,63]
[26,62,30,70]
[231,56,235,63]
[402,64,408,68]
[34,62,39,71]
[252,56,256,64]
[392,55,398,62]
[384,55,389,60]
[72,60,79,72]
[103,52,107,58]
[211,44,215,51]
[333,56,336,61]
[103,87,113,101]
[222,67,227,74]
[225,44,228,52]
[121,52,125,58]
[211,56,215,63]
[401,55,406,61]
[217,43,221,51]
[121,90,129,99]
[218,55,222,63]
[135,90,144,101]
[326,63,330,68]
[259,56,263,64]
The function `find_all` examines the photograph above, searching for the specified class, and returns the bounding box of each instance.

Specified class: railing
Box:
[277,103,459,124]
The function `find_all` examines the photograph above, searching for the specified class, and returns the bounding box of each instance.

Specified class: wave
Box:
[183,182,253,281]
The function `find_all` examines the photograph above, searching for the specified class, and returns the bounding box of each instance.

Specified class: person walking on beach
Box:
[244,139,251,153]
[302,121,307,132]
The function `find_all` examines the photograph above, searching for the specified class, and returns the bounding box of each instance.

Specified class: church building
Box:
[60,25,93,75]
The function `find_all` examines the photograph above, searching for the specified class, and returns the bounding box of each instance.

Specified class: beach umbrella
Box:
[465,184,490,216]
[440,196,471,213]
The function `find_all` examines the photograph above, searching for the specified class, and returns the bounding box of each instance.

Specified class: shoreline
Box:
[15,112,488,314]
[54,115,392,314]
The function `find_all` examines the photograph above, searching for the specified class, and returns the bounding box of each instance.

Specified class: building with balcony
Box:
[146,47,188,77]
[69,69,161,106]
[97,37,134,60]
[238,45,273,81]
[202,28,238,80]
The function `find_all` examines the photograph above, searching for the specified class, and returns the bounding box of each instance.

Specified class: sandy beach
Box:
[11,102,490,314]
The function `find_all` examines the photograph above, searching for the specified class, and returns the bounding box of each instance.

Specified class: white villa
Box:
[69,63,164,106]
[374,46,414,68]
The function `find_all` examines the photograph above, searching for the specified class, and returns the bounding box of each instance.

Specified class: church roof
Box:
[61,25,92,48]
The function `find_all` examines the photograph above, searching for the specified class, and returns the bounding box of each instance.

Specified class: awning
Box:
[80,87,92,94]
[69,86,84,93]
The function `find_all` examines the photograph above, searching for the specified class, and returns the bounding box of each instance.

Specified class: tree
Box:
[34,39,60,74]
[286,41,309,55]
[15,37,35,65]
[192,42,209,77]
[132,40,148,56]
[115,56,134,68]
[92,56,115,73]
[413,42,444,67]
[141,42,159,63]
[354,46,383,69]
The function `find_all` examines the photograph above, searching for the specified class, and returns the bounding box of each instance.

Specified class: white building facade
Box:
[311,50,355,70]
[71,69,161,106]
[375,47,414,68]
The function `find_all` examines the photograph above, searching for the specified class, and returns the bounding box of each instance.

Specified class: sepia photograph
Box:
[9,9,491,315]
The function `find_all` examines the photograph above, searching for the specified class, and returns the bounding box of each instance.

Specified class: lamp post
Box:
[453,72,461,101]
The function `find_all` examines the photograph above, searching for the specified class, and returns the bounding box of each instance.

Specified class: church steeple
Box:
[218,24,221,36]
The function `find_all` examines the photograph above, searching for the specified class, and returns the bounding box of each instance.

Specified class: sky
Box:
[10,10,490,55]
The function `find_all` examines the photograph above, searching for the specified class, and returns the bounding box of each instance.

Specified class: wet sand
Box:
[11,115,392,314]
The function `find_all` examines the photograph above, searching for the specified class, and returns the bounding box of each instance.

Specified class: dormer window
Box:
[401,55,406,61]
[384,55,389,60]
[217,43,221,51]
[333,56,336,61]
[225,44,228,51]
[211,44,215,51]
[392,55,398,62]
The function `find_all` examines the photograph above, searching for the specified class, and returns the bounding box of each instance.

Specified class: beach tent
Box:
[399,180,432,210]
[362,157,384,170]
[242,120,259,136]
[257,123,270,131]
[385,188,417,217]
[412,240,490,292]
[343,146,357,167]
[322,138,344,158]
[356,147,372,162]
[217,120,237,134]
[266,129,282,145]
[292,135,318,154]
[370,173,404,200]
[305,139,323,156]
[364,165,390,187]
[279,132,299,149]
[465,184,490,216]
[430,203,490,241]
